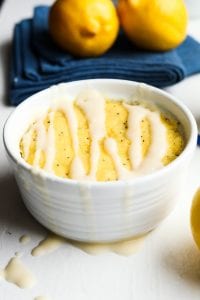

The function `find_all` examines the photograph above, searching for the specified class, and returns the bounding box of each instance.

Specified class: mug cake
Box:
[20,88,184,181]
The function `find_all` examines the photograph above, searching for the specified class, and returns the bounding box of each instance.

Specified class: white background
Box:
[0,1,200,299]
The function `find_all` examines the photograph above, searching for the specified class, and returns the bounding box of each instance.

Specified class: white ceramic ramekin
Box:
[3,79,197,242]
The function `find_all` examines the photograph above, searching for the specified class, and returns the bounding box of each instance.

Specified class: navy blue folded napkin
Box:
[10,5,200,106]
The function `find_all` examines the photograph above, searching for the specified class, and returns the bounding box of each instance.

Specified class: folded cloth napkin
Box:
[10,5,200,106]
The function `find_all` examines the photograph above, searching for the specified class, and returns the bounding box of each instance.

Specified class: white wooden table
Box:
[0,1,200,299]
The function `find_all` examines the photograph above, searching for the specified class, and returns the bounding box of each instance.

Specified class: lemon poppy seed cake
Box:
[20,88,185,181]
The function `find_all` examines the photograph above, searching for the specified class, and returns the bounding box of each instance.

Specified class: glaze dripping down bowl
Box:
[3,79,197,242]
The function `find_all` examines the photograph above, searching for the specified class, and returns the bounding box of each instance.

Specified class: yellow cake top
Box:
[20,88,184,181]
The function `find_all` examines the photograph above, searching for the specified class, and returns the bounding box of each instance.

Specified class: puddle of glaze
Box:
[31,234,66,257]
[31,233,147,256]
[0,256,36,289]
[34,296,51,300]
[71,234,146,255]
[19,234,31,245]
[109,235,145,255]
[15,252,22,257]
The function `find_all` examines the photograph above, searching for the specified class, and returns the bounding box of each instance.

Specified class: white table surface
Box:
[0,1,200,299]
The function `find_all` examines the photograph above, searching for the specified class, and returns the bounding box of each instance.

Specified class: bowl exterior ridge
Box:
[10,150,192,242]
[3,79,197,242]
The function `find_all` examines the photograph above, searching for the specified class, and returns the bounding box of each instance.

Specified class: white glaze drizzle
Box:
[124,104,147,169]
[0,256,36,289]
[21,127,34,160]
[19,234,31,245]
[23,110,56,173]
[60,100,86,179]
[29,233,146,257]
[104,138,132,180]
[31,234,66,257]
[105,103,167,179]
[43,111,55,173]
[21,89,169,180]
[137,111,167,175]
[33,117,47,168]
[50,98,86,179]
[76,88,106,180]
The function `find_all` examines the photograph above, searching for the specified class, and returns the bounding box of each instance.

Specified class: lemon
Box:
[49,0,119,57]
[117,0,188,51]
[191,188,200,250]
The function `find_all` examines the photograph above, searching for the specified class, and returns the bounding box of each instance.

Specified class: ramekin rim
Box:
[3,79,198,187]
